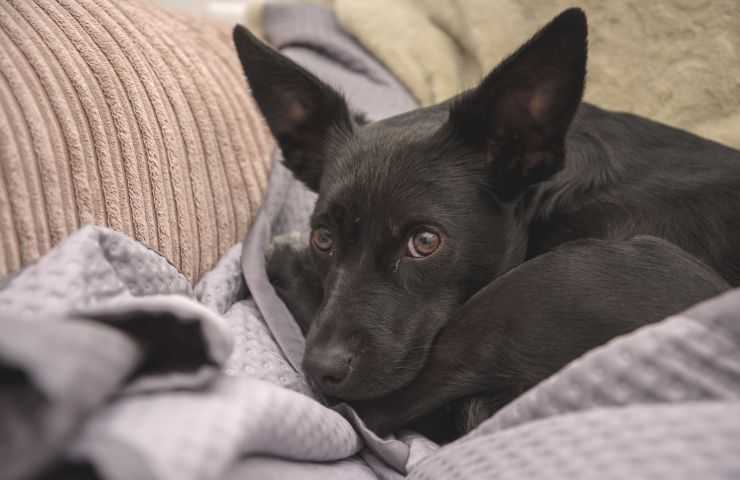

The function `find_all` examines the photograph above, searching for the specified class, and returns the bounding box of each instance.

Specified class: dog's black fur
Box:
[234,9,740,440]
[347,236,729,439]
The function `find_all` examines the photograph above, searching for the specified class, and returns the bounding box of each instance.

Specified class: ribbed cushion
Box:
[0,0,274,281]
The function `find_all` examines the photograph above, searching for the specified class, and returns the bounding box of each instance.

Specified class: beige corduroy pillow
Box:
[0,0,275,281]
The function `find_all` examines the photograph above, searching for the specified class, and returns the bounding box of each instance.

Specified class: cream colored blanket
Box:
[248,0,740,149]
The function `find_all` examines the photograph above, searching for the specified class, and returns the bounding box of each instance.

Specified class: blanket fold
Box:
[0,226,212,480]
[0,226,368,480]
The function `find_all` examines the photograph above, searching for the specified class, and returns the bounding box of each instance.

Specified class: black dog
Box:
[234,9,740,438]
[266,233,729,440]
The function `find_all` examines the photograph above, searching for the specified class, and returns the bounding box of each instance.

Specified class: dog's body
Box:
[528,102,740,283]
[234,9,740,441]
[348,235,729,439]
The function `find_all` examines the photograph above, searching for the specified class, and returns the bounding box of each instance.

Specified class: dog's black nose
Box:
[303,346,353,392]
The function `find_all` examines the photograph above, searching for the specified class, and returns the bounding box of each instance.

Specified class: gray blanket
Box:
[2,4,740,480]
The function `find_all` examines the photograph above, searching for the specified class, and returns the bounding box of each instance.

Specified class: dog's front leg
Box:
[351,281,516,436]
[353,236,730,437]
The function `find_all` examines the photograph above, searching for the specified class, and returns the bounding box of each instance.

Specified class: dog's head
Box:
[234,9,587,400]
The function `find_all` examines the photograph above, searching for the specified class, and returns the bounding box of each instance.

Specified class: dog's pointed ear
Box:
[233,25,353,192]
[448,8,587,201]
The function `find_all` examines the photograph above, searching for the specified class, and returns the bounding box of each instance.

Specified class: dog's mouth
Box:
[304,333,435,402]
[302,298,452,401]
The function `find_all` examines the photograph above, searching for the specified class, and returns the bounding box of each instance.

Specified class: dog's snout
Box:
[303,345,354,393]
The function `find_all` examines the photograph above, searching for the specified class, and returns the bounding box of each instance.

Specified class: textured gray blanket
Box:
[2,4,740,480]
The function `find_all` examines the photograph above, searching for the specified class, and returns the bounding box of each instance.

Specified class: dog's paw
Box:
[264,232,323,332]
[452,395,509,434]
[265,232,311,292]
[265,232,307,263]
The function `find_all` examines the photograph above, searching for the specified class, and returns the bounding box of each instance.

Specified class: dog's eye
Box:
[311,227,334,253]
[406,230,441,258]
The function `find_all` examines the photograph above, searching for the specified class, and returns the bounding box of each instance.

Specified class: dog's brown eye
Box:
[406,230,441,258]
[311,227,334,253]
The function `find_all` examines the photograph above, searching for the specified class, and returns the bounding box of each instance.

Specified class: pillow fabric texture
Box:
[0,0,275,281]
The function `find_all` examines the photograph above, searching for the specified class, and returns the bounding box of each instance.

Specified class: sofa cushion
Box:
[0,0,275,281]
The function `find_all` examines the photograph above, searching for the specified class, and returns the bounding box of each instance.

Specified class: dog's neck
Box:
[519,104,626,259]
[536,105,623,211]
